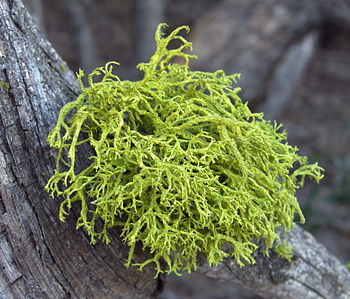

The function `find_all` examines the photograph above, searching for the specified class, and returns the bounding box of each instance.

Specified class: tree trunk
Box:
[0,0,349,298]
[0,0,158,298]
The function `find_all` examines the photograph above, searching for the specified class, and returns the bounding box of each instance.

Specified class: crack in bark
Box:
[292,277,327,299]
[0,275,24,298]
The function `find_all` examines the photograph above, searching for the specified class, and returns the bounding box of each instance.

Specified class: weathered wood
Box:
[23,0,45,34]
[0,0,158,298]
[0,0,350,298]
[198,225,350,299]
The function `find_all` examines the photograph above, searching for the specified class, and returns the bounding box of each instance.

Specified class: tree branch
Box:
[0,0,349,298]
[0,0,157,297]
[198,226,350,299]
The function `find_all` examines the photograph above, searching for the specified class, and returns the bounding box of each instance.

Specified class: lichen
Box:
[0,80,10,90]
[45,23,323,276]
[273,239,293,262]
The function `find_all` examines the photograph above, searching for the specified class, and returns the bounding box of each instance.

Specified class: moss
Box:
[45,24,323,276]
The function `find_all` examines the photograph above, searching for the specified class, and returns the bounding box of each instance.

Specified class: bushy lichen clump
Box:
[46,24,323,276]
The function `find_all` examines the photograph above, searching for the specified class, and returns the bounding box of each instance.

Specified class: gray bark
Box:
[0,0,158,298]
[22,0,45,34]
[0,0,349,298]
[198,226,350,299]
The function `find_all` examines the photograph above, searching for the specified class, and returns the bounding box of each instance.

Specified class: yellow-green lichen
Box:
[273,239,293,262]
[0,80,10,90]
[45,23,323,276]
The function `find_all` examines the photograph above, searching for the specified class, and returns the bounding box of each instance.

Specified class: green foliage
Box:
[273,239,293,262]
[45,23,323,276]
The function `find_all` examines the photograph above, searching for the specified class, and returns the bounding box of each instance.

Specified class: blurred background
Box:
[24,0,350,298]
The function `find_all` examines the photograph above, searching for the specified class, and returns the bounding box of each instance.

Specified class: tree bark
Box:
[0,0,349,298]
[0,0,158,298]
[198,225,350,299]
